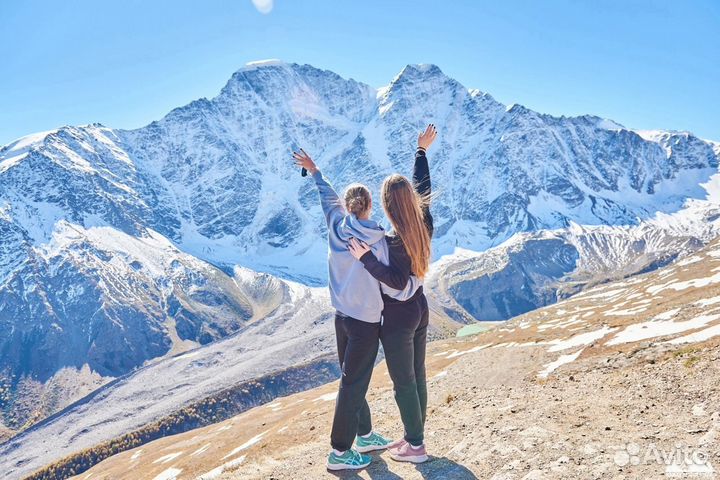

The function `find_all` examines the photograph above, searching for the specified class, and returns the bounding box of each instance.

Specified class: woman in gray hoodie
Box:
[293,149,392,471]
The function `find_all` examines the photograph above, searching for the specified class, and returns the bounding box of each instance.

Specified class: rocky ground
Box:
[71,335,720,480]
[67,238,720,480]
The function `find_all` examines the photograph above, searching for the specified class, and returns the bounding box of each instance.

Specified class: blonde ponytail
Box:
[344,183,372,217]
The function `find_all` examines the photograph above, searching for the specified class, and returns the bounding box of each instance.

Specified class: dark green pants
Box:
[380,291,429,446]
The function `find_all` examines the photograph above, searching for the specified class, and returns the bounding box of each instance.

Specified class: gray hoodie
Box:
[312,170,387,323]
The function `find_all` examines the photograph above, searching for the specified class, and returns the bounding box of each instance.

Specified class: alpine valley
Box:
[1,61,719,479]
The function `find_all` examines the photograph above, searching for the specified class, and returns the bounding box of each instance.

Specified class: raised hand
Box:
[292,149,318,175]
[417,124,437,151]
[348,237,371,260]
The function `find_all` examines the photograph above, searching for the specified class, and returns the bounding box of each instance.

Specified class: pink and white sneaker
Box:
[387,438,407,450]
[389,440,428,463]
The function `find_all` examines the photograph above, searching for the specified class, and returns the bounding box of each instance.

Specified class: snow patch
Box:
[548,326,617,352]
[538,316,585,331]
[654,308,681,321]
[607,314,720,346]
[538,349,584,378]
[699,172,720,203]
[152,468,182,480]
[314,392,337,402]
[446,344,490,358]
[221,431,268,459]
[197,455,246,480]
[191,444,211,456]
[604,305,649,316]
[666,323,720,344]
[676,255,702,266]
[647,272,720,294]
[152,452,183,464]
[696,297,720,307]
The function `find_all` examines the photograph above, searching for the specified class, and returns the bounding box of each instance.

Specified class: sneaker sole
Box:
[389,452,429,464]
[355,443,388,453]
[326,461,371,471]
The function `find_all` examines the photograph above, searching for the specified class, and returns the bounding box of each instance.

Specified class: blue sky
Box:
[1,0,718,146]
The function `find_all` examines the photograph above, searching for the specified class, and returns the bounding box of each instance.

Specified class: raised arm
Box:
[414,124,436,237]
[413,149,431,197]
[348,238,411,290]
[312,171,344,222]
[293,149,344,222]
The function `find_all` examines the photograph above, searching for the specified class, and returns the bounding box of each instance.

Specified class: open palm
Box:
[292,149,317,174]
[418,124,437,150]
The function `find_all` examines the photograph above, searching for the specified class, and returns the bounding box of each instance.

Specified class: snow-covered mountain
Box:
[3,62,717,280]
[1,61,719,445]
[0,276,338,480]
[427,193,720,323]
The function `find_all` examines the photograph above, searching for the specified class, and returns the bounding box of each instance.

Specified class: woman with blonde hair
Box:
[348,124,437,464]
[293,149,392,471]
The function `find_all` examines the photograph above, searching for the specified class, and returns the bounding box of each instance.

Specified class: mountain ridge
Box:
[1,61,719,468]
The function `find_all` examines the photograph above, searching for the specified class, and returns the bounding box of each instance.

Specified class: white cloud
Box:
[251,0,274,14]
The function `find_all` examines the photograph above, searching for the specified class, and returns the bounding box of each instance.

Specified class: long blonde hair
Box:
[381,174,431,278]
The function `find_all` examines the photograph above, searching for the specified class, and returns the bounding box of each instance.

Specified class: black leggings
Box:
[330,313,380,452]
[380,292,429,446]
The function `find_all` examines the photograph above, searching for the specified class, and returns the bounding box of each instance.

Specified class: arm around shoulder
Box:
[358,241,411,291]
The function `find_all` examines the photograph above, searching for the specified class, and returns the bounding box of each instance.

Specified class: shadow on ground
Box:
[328,454,478,479]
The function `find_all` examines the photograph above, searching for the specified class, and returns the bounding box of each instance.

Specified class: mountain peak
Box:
[391,63,447,84]
[223,59,295,85]
[242,58,288,70]
[407,63,443,74]
[0,128,60,173]
[0,129,56,154]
